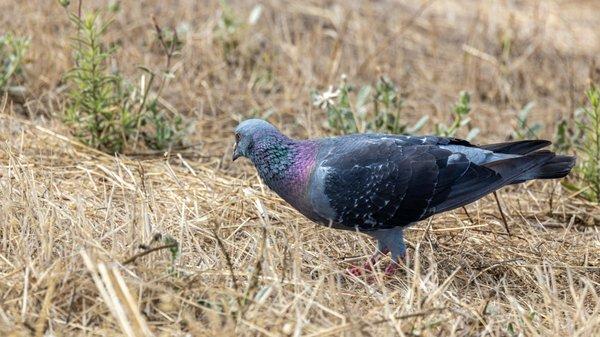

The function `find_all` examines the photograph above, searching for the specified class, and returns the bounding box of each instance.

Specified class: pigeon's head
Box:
[233,119,281,161]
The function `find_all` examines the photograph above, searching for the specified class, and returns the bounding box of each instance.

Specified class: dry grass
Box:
[1,0,600,336]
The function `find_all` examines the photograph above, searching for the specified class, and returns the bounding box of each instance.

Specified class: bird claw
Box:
[346,265,364,276]
[346,250,404,279]
[383,255,406,276]
[346,261,401,282]
[384,262,400,276]
[346,262,374,276]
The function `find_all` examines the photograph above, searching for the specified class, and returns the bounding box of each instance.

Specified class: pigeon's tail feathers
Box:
[484,150,555,175]
[510,154,575,184]
[532,155,576,179]
[434,151,555,214]
[480,140,551,155]
[484,150,575,185]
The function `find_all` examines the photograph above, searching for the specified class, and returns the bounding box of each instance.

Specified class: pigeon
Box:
[232,119,575,275]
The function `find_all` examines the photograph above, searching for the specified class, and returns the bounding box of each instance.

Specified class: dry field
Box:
[1,0,600,336]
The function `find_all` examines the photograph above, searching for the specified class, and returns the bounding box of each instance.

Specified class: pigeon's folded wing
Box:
[315,139,505,230]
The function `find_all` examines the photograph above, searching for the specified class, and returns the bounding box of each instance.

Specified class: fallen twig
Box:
[122,243,178,266]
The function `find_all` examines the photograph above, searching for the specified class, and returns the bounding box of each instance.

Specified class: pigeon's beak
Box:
[232,143,241,162]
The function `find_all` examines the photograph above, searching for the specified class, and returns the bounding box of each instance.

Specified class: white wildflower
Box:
[313,86,340,110]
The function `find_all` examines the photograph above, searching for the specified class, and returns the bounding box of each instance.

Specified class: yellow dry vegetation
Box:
[1,1,599,336]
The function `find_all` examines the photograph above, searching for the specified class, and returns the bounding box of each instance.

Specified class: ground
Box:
[1,0,599,336]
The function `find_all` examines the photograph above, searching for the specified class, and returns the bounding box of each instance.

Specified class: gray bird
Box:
[233,119,575,275]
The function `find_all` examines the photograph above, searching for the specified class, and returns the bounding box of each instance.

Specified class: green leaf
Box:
[248,4,263,25]
[356,85,372,110]
[466,128,480,141]
[408,116,429,134]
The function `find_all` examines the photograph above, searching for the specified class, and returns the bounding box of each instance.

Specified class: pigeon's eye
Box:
[235,133,241,142]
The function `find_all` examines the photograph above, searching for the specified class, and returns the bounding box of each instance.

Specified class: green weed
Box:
[313,75,427,135]
[576,85,600,202]
[555,84,600,202]
[0,33,29,90]
[63,11,185,154]
[512,102,542,140]
[313,78,480,139]
[435,91,480,141]
[214,1,263,66]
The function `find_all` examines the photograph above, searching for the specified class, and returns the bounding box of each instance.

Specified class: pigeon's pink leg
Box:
[384,254,406,276]
[347,248,390,276]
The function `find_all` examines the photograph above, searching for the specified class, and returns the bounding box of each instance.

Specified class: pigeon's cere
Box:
[233,119,576,276]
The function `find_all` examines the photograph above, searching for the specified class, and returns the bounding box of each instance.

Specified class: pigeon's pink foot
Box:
[384,263,399,276]
[384,256,405,276]
[346,264,370,276]
[346,249,389,277]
